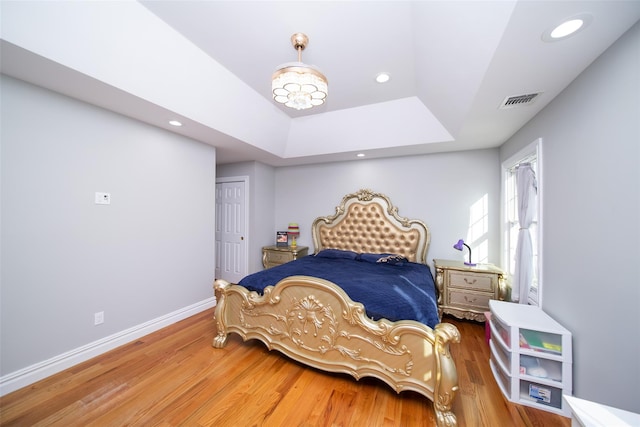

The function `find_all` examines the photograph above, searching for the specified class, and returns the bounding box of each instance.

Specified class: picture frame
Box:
[276,231,288,247]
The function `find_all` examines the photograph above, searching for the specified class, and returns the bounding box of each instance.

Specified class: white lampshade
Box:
[272,63,327,110]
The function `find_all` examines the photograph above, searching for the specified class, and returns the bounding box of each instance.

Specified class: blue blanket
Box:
[238,250,440,328]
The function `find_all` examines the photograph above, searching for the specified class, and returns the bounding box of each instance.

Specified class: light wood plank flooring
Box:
[0,308,571,426]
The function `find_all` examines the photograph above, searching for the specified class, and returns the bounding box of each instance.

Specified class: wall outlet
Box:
[94,311,104,325]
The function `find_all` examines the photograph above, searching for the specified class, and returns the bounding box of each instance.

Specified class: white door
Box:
[215,180,247,283]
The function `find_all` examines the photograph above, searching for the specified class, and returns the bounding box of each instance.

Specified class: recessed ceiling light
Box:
[375,73,390,84]
[542,14,592,42]
[551,19,583,38]
[356,153,366,158]
[169,120,183,127]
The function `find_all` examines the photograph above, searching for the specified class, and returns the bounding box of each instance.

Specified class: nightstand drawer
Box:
[265,251,293,265]
[448,271,495,292]
[262,246,309,269]
[448,289,493,311]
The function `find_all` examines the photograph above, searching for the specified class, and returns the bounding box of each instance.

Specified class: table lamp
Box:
[453,239,475,266]
[288,223,300,248]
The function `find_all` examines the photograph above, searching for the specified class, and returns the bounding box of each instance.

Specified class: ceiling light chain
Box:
[272,33,328,110]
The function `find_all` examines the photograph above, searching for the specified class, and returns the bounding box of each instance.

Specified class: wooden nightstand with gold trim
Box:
[434,259,506,322]
[262,245,309,269]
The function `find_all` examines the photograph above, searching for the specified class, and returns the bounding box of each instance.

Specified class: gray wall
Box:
[1,76,217,376]
[500,22,639,412]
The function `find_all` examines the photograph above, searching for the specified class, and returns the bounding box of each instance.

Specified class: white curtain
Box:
[512,163,537,304]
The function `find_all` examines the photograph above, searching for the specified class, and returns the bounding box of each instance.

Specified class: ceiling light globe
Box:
[272,66,328,110]
[288,92,313,110]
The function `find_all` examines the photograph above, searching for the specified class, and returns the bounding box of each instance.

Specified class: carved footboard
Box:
[213,276,460,427]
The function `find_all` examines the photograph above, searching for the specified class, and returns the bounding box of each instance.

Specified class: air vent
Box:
[499,93,542,109]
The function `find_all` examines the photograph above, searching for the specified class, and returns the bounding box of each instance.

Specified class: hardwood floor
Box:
[0,308,571,426]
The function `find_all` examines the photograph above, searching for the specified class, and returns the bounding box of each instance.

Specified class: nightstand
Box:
[262,245,309,269]
[434,259,506,322]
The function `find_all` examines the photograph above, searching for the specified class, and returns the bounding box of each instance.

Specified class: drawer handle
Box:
[464,278,477,284]
[464,296,478,303]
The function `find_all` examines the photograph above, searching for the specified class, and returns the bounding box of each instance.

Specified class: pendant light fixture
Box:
[272,33,328,110]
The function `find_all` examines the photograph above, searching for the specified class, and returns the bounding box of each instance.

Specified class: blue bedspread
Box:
[238,251,440,328]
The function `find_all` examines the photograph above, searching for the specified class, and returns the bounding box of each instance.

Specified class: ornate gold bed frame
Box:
[213,189,460,426]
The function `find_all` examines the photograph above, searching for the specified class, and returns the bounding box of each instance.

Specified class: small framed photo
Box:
[276,231,288,247]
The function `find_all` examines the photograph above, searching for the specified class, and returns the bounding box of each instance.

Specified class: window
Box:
[502,139,542,306]
[468,194,489,264]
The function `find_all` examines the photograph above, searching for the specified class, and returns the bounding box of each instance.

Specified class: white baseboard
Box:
[0,296,217,397]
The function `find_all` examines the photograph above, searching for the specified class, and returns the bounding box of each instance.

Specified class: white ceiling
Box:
[1,1,639,166]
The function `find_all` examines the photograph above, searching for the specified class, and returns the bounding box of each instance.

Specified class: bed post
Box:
[433,322,461,427]
[212,279,230,348]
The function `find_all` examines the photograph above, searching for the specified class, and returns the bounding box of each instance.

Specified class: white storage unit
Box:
[489,300,572,416]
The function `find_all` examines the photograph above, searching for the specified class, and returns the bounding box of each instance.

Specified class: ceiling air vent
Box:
[499,93,542,109]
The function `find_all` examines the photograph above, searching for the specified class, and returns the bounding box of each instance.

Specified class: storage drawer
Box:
[490,315,511,348]
[448,289,492,311]
[448,271,495,292]
[520,355,563,383]
[265,251,292,265]
[519,379,563,410]
[490,338,511,373]
[262,246,309,269]
[490,358,510,400]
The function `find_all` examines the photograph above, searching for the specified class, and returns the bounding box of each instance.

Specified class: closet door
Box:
[215,180,247,283]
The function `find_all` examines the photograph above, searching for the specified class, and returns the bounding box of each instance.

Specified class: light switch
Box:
[95,192,111,205]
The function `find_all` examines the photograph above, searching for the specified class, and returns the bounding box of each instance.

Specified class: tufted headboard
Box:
[311,189,431,265]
